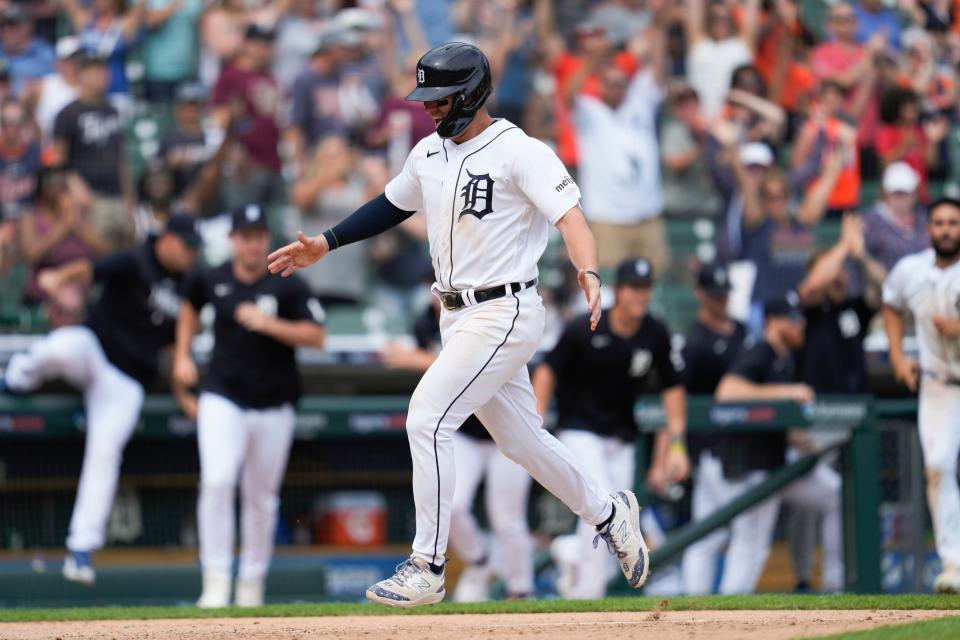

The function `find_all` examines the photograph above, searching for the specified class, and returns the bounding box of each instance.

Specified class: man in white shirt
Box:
[268,42,651,608]
[884,197,960,594]
[564,15,669,273]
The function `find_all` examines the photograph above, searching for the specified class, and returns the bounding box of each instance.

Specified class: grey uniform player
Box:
[883,198,960,594]
[267,43,650,608]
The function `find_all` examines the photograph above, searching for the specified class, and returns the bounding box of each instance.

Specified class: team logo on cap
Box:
[417,68,425,85]
[635,260,649,277]
[245,204,260,221]
[715,268,726,286]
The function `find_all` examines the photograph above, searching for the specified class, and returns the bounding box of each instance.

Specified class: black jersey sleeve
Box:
[652,322,681,388]
[92,249,138,284]
[183,267,209,311]
[728,344,774,384]
[412,306,440,350]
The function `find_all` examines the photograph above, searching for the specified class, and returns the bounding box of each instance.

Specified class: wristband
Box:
[322,229,339,251]
[669,440,687,455]
[584,270,602,286]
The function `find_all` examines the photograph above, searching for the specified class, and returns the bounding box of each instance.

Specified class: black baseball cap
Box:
[763,290,802,320]
[175,82,207,104]
[245,23,276,41]
[231,203,269,232]
[697,263,732,295]
[165,213,202,248]
[615,257,654,287]
[2,5,29,24]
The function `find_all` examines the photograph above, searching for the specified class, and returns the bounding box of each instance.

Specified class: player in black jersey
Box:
[678,264,750,594]
[2,215,200,585]
[532,257,688,598]
[713,293,843,594]
[173,204,325,608]
[381,295,535,601]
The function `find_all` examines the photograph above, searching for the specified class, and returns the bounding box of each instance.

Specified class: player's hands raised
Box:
[577,269,602,330]
[891,353,920,392]
[933,314,960,338]
[268,231,329,277]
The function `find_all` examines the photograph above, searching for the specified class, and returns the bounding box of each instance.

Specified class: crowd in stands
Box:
[0,0,952,337]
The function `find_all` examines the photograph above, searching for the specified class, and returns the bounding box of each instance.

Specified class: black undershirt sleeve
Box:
[321,193,416,250]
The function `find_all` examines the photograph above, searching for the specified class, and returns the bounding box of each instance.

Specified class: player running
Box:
[883,197,960,594]
[0,215,201,585]
[267,42,650,608]
[173,204,325,608]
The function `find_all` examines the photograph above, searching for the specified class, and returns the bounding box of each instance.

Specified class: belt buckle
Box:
[440,292,459,311]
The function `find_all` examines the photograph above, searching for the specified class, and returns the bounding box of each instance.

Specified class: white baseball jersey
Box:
[384,118,581,292]
[883,248,960,380]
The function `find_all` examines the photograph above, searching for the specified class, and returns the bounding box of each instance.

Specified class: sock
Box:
[429,562,444,576]
[595,504,616,532]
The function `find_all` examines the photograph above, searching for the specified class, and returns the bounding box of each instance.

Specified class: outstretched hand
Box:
[577,269,602,330]
[267,231,329,277]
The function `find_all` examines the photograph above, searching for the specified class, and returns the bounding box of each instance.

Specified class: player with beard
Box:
[884,197,960,593]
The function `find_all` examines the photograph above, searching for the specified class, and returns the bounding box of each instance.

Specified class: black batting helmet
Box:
[405,42,492,139]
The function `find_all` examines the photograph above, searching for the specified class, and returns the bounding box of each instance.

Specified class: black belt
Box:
[440,278,538,311]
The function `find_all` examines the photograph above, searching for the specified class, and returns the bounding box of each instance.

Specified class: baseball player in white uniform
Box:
[884,197,960,594]
[267,42,650,608]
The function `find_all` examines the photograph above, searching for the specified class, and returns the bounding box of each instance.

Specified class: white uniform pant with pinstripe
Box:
[408,286,611,566]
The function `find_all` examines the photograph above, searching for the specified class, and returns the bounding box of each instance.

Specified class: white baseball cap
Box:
[55,36,83,60]
[739,142,774,168]
[882,162,919,194]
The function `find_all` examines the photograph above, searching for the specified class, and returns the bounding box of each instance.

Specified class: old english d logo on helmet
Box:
[406,42,492,139]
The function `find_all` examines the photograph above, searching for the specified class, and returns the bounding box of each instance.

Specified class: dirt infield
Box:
[2,610,956,640]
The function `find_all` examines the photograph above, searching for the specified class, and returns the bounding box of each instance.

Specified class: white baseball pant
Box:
[407,286,611,566]
[554,429,635,599]
[918,377,960,570]
[448,431,534,595]
[5,326,144,551]
[682,451,730,595]
[196,392,295,581]
[4,326,145,552]
[716,451,843,594]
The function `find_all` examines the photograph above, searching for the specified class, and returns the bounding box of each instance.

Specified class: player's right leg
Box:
[449,433,495,603]
[485,447,535,599]
[196,393,249,608]
[718,472,781,595]
[682,451,729,595]
[10,326,149,586]
[476,365,649,591]
[918,378,960,593]
[556,430,614,599]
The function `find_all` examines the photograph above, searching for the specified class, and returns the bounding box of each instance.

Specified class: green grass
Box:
[2,594,959,623]
[814,615,960,639]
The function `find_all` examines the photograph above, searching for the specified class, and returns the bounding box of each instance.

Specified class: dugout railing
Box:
[0,394,907,604]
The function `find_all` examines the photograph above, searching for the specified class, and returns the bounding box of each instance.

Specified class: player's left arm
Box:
[648,385,690,492]
[555,206,602,330]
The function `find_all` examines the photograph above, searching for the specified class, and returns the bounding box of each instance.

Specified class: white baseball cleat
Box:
[366,556,445,608]
[934,566,960,594]
[196,570,232,608]
[234,578,265,607]
[594,490,650,589]
[453,561,494,603]
[62,550,96,586]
